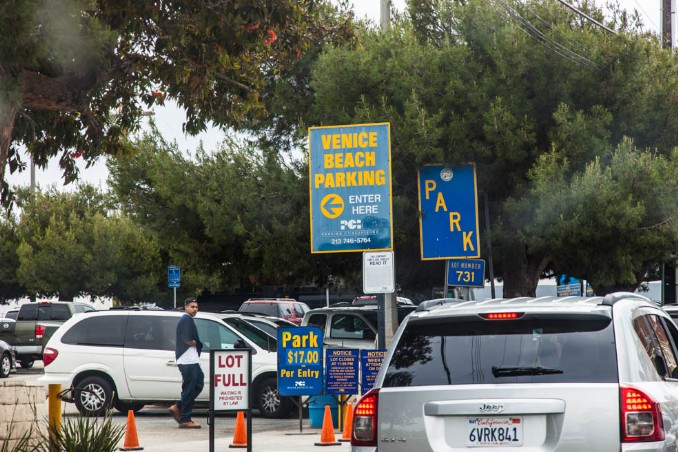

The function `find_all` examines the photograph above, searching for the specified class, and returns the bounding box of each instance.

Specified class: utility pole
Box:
[662,0,678,304]
[380,0,390,31]
[662,0,672,48]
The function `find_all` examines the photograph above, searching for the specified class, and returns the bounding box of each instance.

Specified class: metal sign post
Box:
[168,265,180,309]
[209,349,252,452]
[277,327,323,434]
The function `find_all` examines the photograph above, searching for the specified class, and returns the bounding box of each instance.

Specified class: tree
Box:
[296,0,678,296]
[0,207,22,302]
[0,0,354,205]
[108,129,354,294]
[14,186,162,302]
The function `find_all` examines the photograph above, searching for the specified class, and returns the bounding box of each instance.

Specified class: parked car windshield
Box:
[221,317,277,352]
[383,313,618,386]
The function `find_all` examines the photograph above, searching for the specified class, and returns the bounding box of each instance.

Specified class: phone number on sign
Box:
[331,237,372,245]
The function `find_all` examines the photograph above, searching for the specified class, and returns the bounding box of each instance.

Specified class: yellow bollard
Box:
[48,384,62,441]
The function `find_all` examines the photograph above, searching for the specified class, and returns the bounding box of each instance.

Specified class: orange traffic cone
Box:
[229,411,248,448]
[119,410,144,451]
[314,405,341,446]
[339,403,354,442]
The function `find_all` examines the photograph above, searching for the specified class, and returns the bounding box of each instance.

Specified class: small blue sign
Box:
[360,349,387,393]
[418,164,480,259]
[326,349,359,395]
[168,265,180,288]
[309,123,393,253]
[448,259,485,287]
[277,327,323,396]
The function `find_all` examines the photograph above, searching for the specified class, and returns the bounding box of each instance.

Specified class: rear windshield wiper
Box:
[491,366,563,377]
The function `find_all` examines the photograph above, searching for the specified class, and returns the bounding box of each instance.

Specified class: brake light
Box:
[43,347,58,366]
[481,312,523,320]
[621,386,664,442]
[35,324,45,339]
[351,389,379,447]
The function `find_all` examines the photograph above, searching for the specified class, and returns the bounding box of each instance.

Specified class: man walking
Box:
[169,297,204,428]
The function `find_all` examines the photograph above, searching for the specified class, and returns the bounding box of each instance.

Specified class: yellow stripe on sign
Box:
[320,194,344,218]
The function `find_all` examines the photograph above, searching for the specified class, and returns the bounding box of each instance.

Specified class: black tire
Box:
[114,400,145,414]
[74,376,114,417]
[0,352,11,378]
[256,377,289,418]
[19,358,34,369]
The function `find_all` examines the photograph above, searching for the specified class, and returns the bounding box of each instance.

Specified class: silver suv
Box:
[351,293,678,451]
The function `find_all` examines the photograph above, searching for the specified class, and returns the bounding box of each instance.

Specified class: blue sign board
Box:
[418,164,480,259]
[277,327,323,396]
[556,275,593,297]
[448,259,485,287]
[326,349,359,395]
[308,123,393,253]
[360,349,387,393]
[168,265,180,288]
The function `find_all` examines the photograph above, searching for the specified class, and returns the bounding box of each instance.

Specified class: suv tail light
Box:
[351,388,379,447]
[621,386,664,442]
[35,324,45,340]
[43,347,58,367]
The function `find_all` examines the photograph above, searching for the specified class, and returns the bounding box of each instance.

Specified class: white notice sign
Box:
[212,350,250,411]
[363,251,395,294]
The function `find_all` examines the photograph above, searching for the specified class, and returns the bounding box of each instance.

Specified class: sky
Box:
[5,0,662,192]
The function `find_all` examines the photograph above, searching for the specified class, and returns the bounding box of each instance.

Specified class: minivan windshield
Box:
[383,313,618,386]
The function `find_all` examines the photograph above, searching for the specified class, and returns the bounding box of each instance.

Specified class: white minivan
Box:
[39,310,291,418]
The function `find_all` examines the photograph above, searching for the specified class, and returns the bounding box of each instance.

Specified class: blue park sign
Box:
[277,327,323,396]
[418,164,481,259]
[308,123,393,253]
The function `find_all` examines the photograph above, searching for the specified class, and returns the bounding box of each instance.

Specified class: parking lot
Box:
[7,361,338,451]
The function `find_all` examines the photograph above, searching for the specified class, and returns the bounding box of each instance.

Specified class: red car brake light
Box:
[351,388,379,447]
[621,386,664,442]
[480,312,524,320]
[43,347,58,366]
[35,324,45,339]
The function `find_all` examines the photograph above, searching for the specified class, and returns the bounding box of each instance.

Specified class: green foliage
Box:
[108,130,329,292]
[1,0,356,204]
[14,186,161,302]
[293,0,678,294]
[45,412,125,452]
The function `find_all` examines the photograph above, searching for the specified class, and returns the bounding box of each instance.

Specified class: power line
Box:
[553,0,617,34]
[488,0,600,71]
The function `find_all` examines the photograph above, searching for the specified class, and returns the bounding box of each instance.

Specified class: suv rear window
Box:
[383,313,618,386]
[18,303,71,321]
[239,302,274,316]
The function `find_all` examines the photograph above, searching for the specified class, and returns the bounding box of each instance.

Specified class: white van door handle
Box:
[166,360,178,367]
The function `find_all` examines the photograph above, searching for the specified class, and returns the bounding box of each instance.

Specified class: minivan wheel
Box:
[114,400,145,414]
[257,377,289,418]
[0,352,11,378]
[74,376,114,417]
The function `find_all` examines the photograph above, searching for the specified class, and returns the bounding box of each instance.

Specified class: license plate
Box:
[466,417,523,447]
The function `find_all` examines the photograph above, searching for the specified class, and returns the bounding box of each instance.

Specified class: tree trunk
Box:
[0,99,18,201]
[501,243,550,298]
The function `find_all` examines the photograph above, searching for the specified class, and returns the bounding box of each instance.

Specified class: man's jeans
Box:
[177,363,205,423]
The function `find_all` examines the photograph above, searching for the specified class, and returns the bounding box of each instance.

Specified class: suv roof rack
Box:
[416,298,467,312]
[601,291,651,306]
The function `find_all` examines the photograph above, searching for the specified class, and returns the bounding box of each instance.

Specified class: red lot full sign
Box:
[213,350,250,411]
